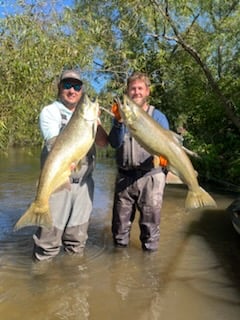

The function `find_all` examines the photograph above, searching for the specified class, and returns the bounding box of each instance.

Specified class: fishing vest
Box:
[116,105,160,172]
[40,105,96,176]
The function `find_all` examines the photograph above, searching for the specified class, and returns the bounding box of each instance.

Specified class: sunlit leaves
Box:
[0,0,240,184]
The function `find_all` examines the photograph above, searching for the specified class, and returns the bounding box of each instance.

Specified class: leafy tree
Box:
[0,0,103,147]
[0,0,239,186]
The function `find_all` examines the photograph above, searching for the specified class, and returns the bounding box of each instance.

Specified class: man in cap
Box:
[33,67,108,262]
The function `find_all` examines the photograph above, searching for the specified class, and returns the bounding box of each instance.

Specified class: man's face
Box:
[59,79,83,109]
[127,79,150,107]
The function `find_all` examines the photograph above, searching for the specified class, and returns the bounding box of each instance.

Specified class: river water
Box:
[0,148,240,320]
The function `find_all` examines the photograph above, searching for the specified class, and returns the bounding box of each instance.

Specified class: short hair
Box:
[127,72,151,88]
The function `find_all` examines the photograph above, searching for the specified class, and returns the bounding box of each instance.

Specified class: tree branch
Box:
[149,0,240,132]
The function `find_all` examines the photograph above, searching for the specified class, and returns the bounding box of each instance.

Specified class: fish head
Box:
[118,94,139,125]
[78,93,99,121]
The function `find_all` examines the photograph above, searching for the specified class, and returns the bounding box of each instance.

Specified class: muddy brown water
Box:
[0,148,240,320]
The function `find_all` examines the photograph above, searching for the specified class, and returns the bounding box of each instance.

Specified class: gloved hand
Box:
[159,156,168,167]
[153,155,168,168]
[111,102,122,121]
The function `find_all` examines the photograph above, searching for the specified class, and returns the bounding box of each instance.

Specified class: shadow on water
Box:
[184,208,240,291]
[0,148,240,319]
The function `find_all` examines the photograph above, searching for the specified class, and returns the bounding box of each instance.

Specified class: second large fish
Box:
[14,93,99,230]
[118,95,217,210]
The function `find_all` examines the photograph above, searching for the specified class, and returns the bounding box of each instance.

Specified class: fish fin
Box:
[171,132,184,145]
[14,202,52,231]
[185,187,217,210]
[53,181,71,193]
[168,165,179,177]
[166,172,184,184]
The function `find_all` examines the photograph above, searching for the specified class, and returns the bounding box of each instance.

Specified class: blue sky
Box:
[0,0,107,92]
[0,0,74,18]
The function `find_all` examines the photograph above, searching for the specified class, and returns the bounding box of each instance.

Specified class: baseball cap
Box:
[59,68,82,83]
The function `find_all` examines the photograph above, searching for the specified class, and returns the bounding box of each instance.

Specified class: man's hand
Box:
[111,102,122,121]
[153,155,168,168]
[159,156,168,167]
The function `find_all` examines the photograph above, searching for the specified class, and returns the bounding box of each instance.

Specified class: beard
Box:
[132,96,147,107]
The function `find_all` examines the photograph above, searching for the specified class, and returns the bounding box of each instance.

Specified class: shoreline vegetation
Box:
[2,146,239,194]
[0,1,240,194]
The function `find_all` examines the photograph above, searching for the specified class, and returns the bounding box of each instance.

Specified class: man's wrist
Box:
[114,119,123,128]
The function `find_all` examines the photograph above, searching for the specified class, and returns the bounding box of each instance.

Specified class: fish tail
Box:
[14,201,52,231]
[185,187,217,210]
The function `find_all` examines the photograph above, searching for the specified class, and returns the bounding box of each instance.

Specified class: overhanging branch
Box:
[149,0,240,132]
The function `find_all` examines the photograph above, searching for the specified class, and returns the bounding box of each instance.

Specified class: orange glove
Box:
[159,156,168,167]
[153,155,168,168]
[111,102,121,121]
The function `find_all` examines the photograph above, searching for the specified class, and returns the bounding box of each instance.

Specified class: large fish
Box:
[117,94,217,210]
[14,93,99,230]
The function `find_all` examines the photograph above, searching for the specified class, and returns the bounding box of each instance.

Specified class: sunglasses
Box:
[62,82,82,92]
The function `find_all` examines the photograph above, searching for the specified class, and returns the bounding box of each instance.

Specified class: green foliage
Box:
[0,0,240,186]
[0,0,104,149]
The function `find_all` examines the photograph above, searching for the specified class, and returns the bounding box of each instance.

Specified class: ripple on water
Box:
[1,154,240,320]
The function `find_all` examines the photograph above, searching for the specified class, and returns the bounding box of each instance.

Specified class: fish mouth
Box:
[114,96,122,106]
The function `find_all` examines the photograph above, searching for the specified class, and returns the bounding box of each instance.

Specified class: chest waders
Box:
[33,107,95,261]
[112,105,166,251]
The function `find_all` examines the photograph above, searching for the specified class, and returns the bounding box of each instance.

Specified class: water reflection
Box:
[0,148,240,319]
